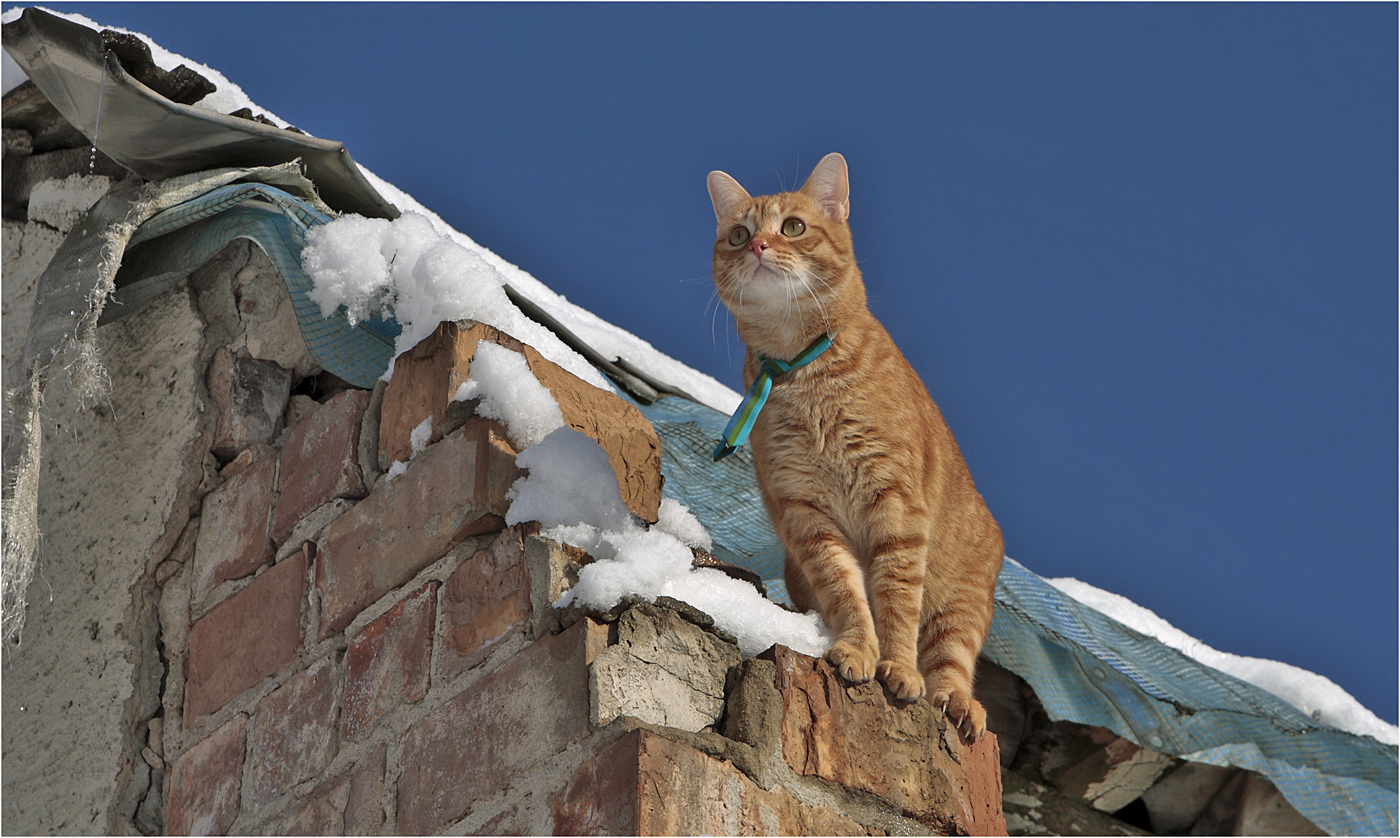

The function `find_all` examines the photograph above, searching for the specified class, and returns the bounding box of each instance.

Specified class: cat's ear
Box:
[708,171,751,230]
[800,153,850,222]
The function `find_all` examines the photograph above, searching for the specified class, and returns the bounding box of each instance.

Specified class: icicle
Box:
[88,50,108,176]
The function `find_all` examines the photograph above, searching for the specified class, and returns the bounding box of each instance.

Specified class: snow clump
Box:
[455,355,830,657]
[301,211,611,390]
[452,342,564,451]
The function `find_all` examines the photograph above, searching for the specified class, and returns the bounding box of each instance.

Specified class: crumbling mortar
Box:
[107,562,169,834]
[357,380,385,488]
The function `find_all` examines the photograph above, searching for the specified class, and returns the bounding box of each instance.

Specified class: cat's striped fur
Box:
[707,153,1003,741]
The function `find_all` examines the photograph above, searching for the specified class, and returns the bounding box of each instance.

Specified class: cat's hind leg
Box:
[918,601,992,742]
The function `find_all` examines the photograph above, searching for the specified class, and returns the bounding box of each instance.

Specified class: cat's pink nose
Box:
[750,239,769,258]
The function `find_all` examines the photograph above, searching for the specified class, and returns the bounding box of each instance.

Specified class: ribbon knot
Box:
[713,334,833,461]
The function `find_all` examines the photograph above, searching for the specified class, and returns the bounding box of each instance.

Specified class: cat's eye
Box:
[728,226,750,246]
[782,217,806,237]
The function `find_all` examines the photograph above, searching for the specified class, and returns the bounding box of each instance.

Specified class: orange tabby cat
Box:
[707,153,1004,741]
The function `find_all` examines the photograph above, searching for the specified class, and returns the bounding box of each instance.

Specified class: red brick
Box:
[316,418,519,638]
[397,621,593,835]
[440,526,530,679]
[553,729,874,836]
[191,454,276,603]
[166,713,247,836]
[269,746,385,836]
[768,645,1003,832]
[208,345,292,460]
[341,583,437,741]
[272,389,371,544]
[246,654,342,815]
[185,549,307,720]
[379,320,663,523]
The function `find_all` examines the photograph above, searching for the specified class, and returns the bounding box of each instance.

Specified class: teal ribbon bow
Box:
[713,334,834,461]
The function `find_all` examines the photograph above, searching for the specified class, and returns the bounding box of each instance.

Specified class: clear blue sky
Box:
[36,2,1398,723]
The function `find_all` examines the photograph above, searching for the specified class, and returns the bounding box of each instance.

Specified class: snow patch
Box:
[654,498,712,552]
[408,416,433,457]
[459,342,564,451]
[1048,576,1399,746]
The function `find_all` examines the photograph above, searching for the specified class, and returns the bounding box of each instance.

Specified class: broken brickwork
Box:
[154,317,1007,836]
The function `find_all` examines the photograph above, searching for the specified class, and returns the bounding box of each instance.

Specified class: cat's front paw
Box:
[825,639,878,685]
[876,659,926,702]
[932,689,988,743]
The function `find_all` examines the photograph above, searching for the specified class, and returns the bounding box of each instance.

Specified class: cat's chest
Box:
[753,372,858,451]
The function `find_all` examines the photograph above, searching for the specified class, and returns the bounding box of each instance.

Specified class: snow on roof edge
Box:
[1047,574,1398,746]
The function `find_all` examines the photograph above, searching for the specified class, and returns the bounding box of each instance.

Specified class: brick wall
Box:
[144,319,1007,835]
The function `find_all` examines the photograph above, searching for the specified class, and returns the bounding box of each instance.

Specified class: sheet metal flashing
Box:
[2,7,399,220]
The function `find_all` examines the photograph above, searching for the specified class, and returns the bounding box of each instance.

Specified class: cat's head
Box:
[707,153,863,346]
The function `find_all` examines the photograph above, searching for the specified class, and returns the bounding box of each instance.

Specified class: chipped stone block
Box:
[378,319,663,522]
[9,146,125,215]
[589,602,740,733]
[231,243,321,378]
[766,645,1005,833]
[555,728,878,836]
[166,713,247,836]
[524,531,589,638]
[190,454,276,605]
[207,345,293,461]
[316,418,519,638]
[185,550,306,720]
[396,620,593,835]
[440,526,531,679]
[272,388,370,544]
[245,655,342,816]
[283,393,320,435]
[341,583,437,741]
[26,172,111,232]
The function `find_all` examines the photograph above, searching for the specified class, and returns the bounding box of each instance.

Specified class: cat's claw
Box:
[932,689,987,744]
[825,640,878,684]
[876,659,926,702]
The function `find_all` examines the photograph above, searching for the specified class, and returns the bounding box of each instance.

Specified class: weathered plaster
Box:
[1,284,208,834]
